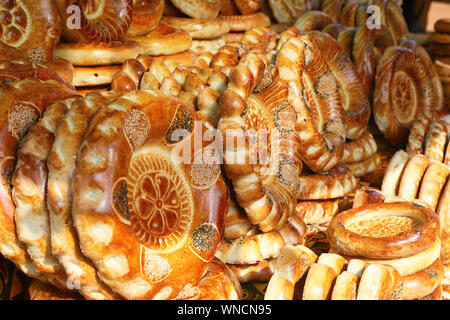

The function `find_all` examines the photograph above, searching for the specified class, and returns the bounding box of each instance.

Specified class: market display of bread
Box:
[0,0,448,302]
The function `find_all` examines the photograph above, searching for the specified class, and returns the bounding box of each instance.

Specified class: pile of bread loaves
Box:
[0,0,448,300]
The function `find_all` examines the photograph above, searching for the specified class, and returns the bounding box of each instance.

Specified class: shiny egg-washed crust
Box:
[11,99,74,290]
[47,91,124,300]
[0,79,77,280]
[264,245,317,300]
[190,39,226,55]
[71,90,227,300]
[402,258,444,300]
[221,32,245,43]
[346,153,381,178]
[218,51,302,232]
[240,27,278,52]
[175,258,242,300]
[0,43,74,90]
[320,0,346,23]
[331,271,359,300]
[210,42,249,76]
[228,259,276,283]
[47,58,75,85]
[220,12,271,32]
[381,150,409,197]
[400,39,445,113]
[339,1,361,27]
[268,0,309,24]
[160,16,230,40]
[54,0,133,43]
[296,164,357,200]
[424,120,448,163]
[352,24,394,98]
[215,230,285,265]
[434,18,450,34]
[397,154,430,201]
[0,0,61,64]
[406,109,435,155]
[294,11,333,32]
[373,46,435,147]
[55,41,143,67]
[343,131,377,164]
[439,179,450,264]
[322,23,347,39]
[224,197,252,240]
[295,199,341,226]
[305,31,371,140]
[220,0,239,15]
[337,237,442,278]
[126,0,165,36]
[170,0,223,19]
[302,263,337,300]
[233,0,264,15]
[372,0,409,44]
[73,66,122,87]
[352,188,385,209]
[356,264,402,300]
[126,23,192,56]
[328,202,439,259]
[277,35,346,173]
[216,215,306,265]
[336,27,356,58]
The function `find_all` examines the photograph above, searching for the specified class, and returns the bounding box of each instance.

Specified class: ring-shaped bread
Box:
[320,0,346,23]
[352,24,394,98]
[221,12,271,32]
[424,120,448,163]
[401,258,444,300]
[127,0,164,37]
[381,150,409,197]
[218,51,302,232]
[0,0,61,64]
[340,1,361,27]
[125,23,193,56]
[343,131,377,164]
[304,31,371,140]
[0,79,77,280]
[54,0,133,43]
[397,154,430,201]
[71,90,227,300]
[264,244,317,300]
[294,11,333,32]
[268,0,309,24]
[328,202,439,259]
[346,153,381,178]
[170,0,223,19]
[400,39,445,114]
[373,46,435,146]
[55,41,143,67]
[160,16,230,40]
[406,109,435,155]
[296,164,357,200]
[277,35,346,173]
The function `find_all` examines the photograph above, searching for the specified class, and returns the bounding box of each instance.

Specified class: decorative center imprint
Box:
[392,71,416,124]
[128,153,193,253]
